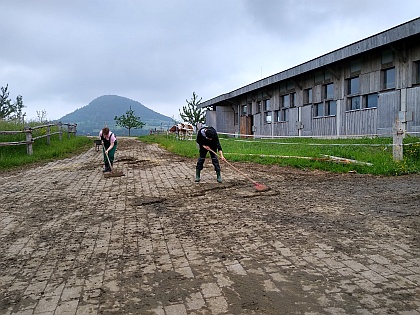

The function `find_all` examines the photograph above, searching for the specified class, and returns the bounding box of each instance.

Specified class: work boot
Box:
[103,163,111,173]
[195,169,201,182]
[216,170,222,183]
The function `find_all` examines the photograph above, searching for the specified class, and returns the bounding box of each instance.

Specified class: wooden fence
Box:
[0,122,77,155]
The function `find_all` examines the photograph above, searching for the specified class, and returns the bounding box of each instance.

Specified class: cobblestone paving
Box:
[0,137,419,315]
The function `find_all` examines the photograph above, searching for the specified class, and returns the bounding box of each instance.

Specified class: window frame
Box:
[282,108,289,122]
[350,59,361,75]
[381,49,394,66]
[414,60,420,85]
[348,96,361,111]
[382,67,396,90]
[275,108,288,122]
[275,110,281,122]
[290,93,296,108]
[241,104,247,116]
[324,83,334,100]
[281,94,290,108]
[326,100,337,116]
[265,111,272,124]
[263,99,270,112]
[304,88,313,104]
[347,76,360,95]
[254,102,259,114]
[314,102,324,117]
[364,93,378,109]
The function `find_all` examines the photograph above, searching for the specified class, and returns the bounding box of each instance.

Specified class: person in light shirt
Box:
[99,127,117,172]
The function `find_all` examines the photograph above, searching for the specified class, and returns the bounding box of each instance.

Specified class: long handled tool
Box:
[206,147,269,192]
[102,144,124,178]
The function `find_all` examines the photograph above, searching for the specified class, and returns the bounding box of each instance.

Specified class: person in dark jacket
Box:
[99,127,117,172]
[195,126,226,183]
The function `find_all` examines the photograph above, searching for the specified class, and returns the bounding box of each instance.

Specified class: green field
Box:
[1,119,419,175]
[140,134,420,176]
[0,120,93,170]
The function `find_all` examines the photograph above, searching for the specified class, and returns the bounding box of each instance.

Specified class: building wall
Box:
[215,36,420,138]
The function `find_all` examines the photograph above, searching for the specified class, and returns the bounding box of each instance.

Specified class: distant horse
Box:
[168,123,194,140]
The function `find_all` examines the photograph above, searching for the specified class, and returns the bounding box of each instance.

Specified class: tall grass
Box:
[0,120,92,171]
[140,134,420,175]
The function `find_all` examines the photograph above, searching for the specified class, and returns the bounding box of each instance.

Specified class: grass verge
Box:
[0,121,93,171]
[139,134,420,176]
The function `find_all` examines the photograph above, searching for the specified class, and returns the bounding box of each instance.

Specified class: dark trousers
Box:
[196,146,220,172]
[103,141,118,165]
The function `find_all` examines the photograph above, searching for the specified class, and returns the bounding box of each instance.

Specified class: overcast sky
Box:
[1,1,419,122]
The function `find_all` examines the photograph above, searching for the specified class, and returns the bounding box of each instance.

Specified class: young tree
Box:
[0,85,25,120]
[114,106,145,136]
[12,95,25,121]
[179,92,206,130]
[36,109,48,123]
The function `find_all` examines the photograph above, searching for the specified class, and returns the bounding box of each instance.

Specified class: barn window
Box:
[349,96,361,110]
[282,109,289,121]
[263,99,271,111]
[347,77,360,95]
[281,80,295,91]
[290,93,296,108]
[326,101,337,116]
[414,60,420,84]
[286,81,295,90]
[324,83,334,100]
[350,59,361,74]
[281,94,290,108]
[281,93,296,108]
[314,103,324,117]
[315,71,324,83]
[383,67,396,90]
[304,88,313,104]
[275,110,281,122]
[364,93,378,108]
[381,50,393,65]
[265,111,272,123]
[276,109,288,122]
[256,101,261,114]
[241,105,247,116]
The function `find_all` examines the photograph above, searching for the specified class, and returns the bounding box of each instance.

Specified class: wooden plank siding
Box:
[200,18,420,139]
[378,91,400,135]
[272,122,288,137]
[344,109,377,136]
[300,105,313,137]
[312,116,337,137]
[407,86,420,134]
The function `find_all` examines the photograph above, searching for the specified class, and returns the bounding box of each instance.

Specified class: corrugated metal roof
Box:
[199,17,420,108]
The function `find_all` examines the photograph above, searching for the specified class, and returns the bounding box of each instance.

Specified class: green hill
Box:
[59,95,175,136]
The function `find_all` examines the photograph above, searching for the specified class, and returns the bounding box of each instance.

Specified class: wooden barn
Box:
[199,17,420,138]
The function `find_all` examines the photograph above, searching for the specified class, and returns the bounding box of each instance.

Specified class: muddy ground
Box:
[0,137,419,315]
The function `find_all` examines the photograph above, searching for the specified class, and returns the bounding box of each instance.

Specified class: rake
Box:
[206,147,269,192]
[102,145,125,178]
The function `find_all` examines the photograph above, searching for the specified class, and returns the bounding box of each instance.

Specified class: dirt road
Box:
[1,137,419,315]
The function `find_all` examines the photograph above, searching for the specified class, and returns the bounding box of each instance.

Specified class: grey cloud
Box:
[1,0,419,120]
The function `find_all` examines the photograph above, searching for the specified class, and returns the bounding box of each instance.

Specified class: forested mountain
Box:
[59,95,174,136]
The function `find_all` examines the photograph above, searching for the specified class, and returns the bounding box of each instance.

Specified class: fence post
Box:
[58,122,62,141]
[393,119,404,161]
[25,127,33,155]
[47,125,51,145]
[67,124,71,139]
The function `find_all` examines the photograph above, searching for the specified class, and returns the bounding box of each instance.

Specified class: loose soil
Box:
[0,137,419,315]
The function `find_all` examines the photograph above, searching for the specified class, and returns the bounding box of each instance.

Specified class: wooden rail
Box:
[0,122,77,155]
